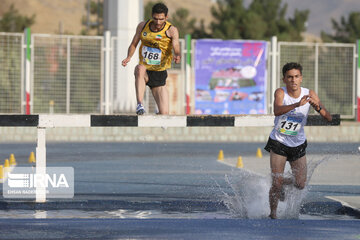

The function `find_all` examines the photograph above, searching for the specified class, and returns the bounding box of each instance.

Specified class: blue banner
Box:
[194,40,268,114]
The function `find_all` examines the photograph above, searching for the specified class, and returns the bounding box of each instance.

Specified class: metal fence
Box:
[0,31,357,118]
[0,33,23,113]
[278,42,356,119]
[32,34,103,114]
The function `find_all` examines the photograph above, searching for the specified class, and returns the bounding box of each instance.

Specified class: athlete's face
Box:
[283,69,302,91]
[152,13,167,30]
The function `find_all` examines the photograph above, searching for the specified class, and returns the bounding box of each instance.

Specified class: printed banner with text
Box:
[195,39,268,114]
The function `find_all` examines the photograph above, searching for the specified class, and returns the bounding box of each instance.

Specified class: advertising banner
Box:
[195,40,268,114]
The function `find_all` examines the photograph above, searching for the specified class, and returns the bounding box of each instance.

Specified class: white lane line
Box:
[326,196,360,211]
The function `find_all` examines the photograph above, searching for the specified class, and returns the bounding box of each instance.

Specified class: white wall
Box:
[104,0,143,113]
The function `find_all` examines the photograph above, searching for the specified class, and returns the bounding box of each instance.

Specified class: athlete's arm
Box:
[122,22,145,67]
[308,90,332,122]
[168,26,181,64]
[273,88,309,116]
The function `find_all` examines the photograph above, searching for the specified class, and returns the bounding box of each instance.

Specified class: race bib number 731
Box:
[276,116,303,136]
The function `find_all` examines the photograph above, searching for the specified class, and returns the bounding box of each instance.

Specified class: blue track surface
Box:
[0,218,359,240]
[0,142,359,239]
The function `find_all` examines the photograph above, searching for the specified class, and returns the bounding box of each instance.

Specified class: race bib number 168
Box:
[142,46,161,65]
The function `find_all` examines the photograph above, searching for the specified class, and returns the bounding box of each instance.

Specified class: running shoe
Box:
[136,103,146,115]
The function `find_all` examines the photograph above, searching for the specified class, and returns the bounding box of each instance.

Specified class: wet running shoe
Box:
[136,104,145,115]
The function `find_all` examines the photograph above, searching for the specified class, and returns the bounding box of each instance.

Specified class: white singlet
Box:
[269,87,310,147]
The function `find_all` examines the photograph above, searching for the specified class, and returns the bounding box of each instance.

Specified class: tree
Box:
[145,1,195,38]
[210,0,246,39]
[81,0,103,35]
[168,8,196,38]
[192,19,212,39]
[209,0,309,41]
[144,1,210,38]
[0,4,35,113]
[0,4,35,32]
[321,12,360,43]
[144,1,159,21]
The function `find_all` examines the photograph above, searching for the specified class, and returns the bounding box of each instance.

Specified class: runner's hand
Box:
[298,95,310,107]
[308,95,320,109]
[173,55,181,64]
[122,58,130,67]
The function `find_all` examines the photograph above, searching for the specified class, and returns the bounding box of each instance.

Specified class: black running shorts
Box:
[146,70,167,89]
[264,137,307,162]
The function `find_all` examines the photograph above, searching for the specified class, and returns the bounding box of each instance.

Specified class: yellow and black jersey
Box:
[139,20,173,71]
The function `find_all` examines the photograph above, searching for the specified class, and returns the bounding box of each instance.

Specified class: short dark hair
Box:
[282,62,303,77]
[152,3,168,16]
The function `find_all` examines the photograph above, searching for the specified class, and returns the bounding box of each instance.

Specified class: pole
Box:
[66,38,71,114]
[357,40,360,121]
[185,34,191,115]
[25,28,31,115]
[104,31,111,114]
[36,127,46,203]
[270,36,278,114]
[104,0,139,112]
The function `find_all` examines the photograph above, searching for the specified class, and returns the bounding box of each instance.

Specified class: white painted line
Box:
[326,196,360,211]
[217,160,235,168]
[138,115,187,127]
[235,115,274,127]
[217,158,266,177]
[39,115,91,127]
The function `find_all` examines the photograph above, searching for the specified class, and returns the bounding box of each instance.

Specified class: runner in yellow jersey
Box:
[122,3,181,115]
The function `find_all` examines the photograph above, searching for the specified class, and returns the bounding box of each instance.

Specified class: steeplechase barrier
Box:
[0,114,340,202]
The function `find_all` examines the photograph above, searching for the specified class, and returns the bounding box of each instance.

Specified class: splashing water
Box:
[221,169,270,219]
[221,156,333,219]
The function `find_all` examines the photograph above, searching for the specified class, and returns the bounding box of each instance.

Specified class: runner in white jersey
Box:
[265,62,332,219]
[270,86,310,147]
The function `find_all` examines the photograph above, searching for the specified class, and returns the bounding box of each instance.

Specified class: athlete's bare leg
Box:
[289,155,307,190]
[269,150,287,219]
[151,85,169,114]
[134,64,148,104]
[269,153,307,219]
